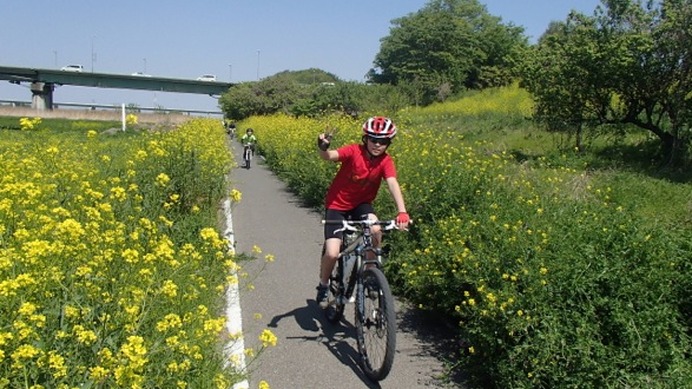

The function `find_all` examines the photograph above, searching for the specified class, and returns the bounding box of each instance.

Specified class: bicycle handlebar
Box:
[322,219,400,233]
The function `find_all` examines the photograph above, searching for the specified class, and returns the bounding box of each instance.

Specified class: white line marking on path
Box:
[222,198,249,389]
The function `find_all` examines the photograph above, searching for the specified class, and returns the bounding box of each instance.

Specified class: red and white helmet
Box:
[362,116,397,139]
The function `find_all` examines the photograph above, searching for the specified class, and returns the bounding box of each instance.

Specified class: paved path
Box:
[228,141,460,389]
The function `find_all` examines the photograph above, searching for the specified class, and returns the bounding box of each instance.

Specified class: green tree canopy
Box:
[368,0,527,104]
[522,0,691,163]
[219,69,411,120]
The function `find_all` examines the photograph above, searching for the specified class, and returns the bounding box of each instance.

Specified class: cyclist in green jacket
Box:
[241,128,257,149]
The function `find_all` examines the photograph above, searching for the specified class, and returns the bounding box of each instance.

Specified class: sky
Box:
[0,0,603,113]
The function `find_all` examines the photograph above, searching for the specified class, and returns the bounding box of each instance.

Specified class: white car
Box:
[131,72,152,77]
[61,64,84,72]
[196,74,216,82]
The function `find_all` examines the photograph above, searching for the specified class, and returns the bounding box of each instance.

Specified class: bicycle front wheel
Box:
[355,267,396,381]
[243,148,251,168]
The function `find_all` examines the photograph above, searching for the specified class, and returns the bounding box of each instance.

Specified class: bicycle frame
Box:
[329,219,396,304]
[339,227,384,303]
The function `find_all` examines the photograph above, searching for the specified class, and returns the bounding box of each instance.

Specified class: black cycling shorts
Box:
[324,203,375,240]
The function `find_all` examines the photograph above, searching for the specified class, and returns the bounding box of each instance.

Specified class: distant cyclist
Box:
[315,116,410,308]
[241,128,257,169]
[226,121,237,139]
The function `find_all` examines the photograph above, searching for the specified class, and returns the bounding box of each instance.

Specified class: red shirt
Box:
[324,143,397,211]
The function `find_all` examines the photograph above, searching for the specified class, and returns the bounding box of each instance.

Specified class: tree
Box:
[219,69,410,120]
[368,0,527,104]
[522,0,691,163]
[219,75,308,120]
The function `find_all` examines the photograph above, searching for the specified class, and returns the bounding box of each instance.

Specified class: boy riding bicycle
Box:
[315,116,410,308]
[241,128,257,150]
[240,128,257,168]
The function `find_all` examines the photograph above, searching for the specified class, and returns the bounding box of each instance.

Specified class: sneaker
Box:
[315,284,329,309]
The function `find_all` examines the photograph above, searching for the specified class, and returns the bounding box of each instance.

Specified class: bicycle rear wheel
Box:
[355,267,396,381]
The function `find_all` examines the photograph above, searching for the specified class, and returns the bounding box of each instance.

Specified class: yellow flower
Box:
[19,117,42,131]
[258,380,271,389]
[110,186,127,201]
[18,302,38,316]
[259,329,277,347]
[122,248,139,264]
[156,314,183,332]
[11,344,40,368]
[120,335,148,368]
[156,173,171,187]
[89,366,109,381]
[230,189,242,203]
[46,351,68,378]
[74,325,98,344]
[160,280,178,298]
[126,114,138,126]
[203,317,226,334]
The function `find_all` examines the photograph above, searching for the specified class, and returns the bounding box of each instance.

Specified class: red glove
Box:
[396,212,410,225]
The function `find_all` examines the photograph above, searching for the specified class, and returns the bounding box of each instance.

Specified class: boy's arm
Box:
[385,176,407,214]
[385,176,410,228]
[317,133,339,161]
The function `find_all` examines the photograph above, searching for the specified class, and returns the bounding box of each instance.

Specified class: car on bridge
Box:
[61,64,84,72]
[131,72,152,77]
[196,74,216,82]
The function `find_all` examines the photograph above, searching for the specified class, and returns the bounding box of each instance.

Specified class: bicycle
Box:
[322,218,399,381]
[242,144,253,169]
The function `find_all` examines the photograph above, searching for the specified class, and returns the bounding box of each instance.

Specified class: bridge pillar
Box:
[30,82,54,110]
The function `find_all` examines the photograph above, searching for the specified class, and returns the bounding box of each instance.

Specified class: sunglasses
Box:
[367,136,391,146]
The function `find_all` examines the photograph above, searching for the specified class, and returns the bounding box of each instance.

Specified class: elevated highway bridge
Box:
[0,65,233,111]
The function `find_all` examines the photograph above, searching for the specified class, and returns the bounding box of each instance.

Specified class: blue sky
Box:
[1,0,602,112]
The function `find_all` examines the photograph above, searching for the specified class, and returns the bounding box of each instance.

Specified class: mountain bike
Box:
[242,144,253,169]
[322,218,399,381]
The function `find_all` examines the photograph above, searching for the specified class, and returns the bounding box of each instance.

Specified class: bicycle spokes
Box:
[356,268,396,381]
